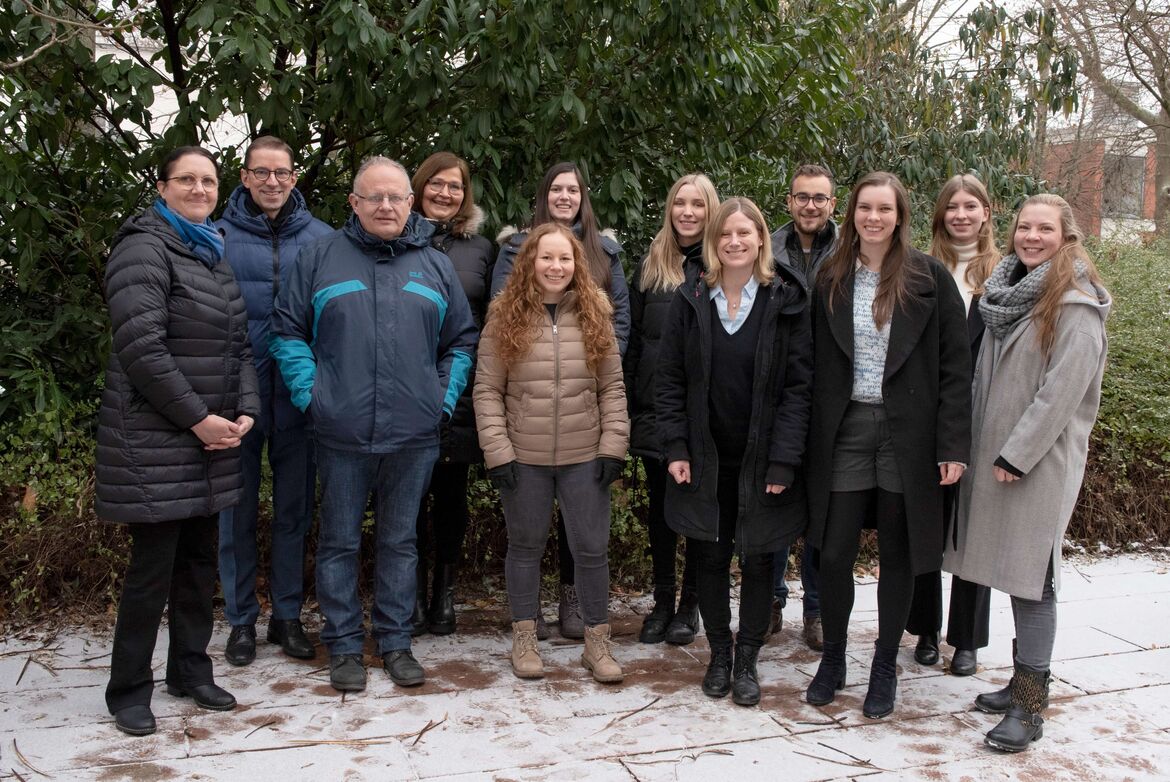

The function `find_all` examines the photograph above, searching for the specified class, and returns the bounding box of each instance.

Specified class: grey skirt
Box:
[830,401,903,493]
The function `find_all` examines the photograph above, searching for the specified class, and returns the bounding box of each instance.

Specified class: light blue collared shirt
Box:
[709,276,761,334]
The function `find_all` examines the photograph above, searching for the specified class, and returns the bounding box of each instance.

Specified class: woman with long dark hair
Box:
[657,197,813,706]
[905,174,1000,675]
[945,194,1110,752]
[474,223,629,682]
[410,151,495,636]
[98,146,259,735]
[804,171,970,719]
[626,173,720,645]
[490,161,630,640]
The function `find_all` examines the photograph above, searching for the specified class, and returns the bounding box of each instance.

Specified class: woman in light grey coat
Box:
[944,193,1111,754]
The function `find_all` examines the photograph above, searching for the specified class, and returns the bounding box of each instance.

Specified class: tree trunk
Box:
[1155,115,1169,241]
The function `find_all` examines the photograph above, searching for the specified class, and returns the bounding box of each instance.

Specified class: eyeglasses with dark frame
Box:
[790,193,832,207]
[244,167,295,183]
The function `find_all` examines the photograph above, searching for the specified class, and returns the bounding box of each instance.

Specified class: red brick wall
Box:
[1042,140,1105,236]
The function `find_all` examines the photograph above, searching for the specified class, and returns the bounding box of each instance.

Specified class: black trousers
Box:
[106,514,217,713]
[642,457,697,594]
[905,570,992,650]
[819,489,915,648]
[416,462,472,567]
[689,468,773,650]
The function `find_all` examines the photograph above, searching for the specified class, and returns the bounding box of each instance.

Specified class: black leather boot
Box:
[862,641,899,719]
[702,641,733,698]
[984,665,1049,752]
[639,587,675,644]
[806,639,847,706]
[731,643,761,706]
[914,632,939,665]
[411,562,428,637]
[665,589,699,645]
[428,563,457,635]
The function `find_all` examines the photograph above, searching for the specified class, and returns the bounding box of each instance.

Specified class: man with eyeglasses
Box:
[270,156,477,693]
[766,163,838,652]
[217,135,333,668]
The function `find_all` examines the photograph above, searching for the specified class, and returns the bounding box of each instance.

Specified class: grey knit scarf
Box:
[979,254,1087,338]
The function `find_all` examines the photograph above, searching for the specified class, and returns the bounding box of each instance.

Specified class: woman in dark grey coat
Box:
[97,146,259,737]
[410,151,495,636]
[803,172,970,719]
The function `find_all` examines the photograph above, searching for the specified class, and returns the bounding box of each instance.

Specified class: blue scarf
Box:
[154,199,224,267]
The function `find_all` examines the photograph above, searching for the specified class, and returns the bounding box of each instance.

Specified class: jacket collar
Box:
[343,210,434,257]
[220,184,316,238]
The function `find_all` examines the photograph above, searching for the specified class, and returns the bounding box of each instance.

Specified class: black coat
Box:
[805,250,971,574]
[96,208,260,524]
[429,210,495,464]
[657,261,813,556]
[624,244,704,459]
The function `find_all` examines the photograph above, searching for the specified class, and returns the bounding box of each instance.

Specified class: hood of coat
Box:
[432,204,485,240]
[343,209,434,256]
[111,207,208,261]
[219,184,318,238]
[497,222,620,251]
[1063,272,1112,322]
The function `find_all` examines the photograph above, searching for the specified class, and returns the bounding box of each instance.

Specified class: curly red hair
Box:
[487,223,615,373]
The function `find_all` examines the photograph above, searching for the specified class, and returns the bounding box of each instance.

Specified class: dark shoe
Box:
[665,590,699,645]
[329,654,367,692]
[267,619,315,659]
[702,642,733,698]
[984,666,1049,752]
[862,642,899,719]
[731,644,761,706]
[914,632,940,665]
[113,705,156,736]
[383,649,425,687]
[975,670,1050,714]
[950,648,978,676]
[535,611,551,641]
[639,587,675,644]
[558,584,584,639]
[428,563,457,635]
[764,597,783,640]
[224,624,256,666]
[805,639,847,706]
[802,615,824,652]
[412,563,429,637]
[165,683,237,711]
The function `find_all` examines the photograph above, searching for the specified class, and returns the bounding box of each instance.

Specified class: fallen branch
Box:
[409,714,448,746]
[597,697,661,733]
[12,739,49,778]
[15,657,32,687]
[245,718,278,739]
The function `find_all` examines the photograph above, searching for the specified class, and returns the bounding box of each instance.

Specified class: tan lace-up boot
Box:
[511,620,544,679]
[581,623,624,683]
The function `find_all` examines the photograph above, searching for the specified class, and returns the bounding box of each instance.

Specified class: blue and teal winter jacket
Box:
[217,185,332,433]
[269,211,478,453]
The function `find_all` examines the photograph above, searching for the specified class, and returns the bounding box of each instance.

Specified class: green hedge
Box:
[2,241,1167,627]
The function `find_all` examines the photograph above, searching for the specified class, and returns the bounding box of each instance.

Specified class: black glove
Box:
[595,456,625,486]
[488,461,518,492]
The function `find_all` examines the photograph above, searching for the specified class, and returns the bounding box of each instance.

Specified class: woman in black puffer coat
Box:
[410,152,495,636]
[98,146,259,737]
[626,173,719,646]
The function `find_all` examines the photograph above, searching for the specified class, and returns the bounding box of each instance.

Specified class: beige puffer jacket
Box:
[474,292,629,468]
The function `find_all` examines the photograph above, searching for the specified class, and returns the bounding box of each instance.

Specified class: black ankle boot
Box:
[914,632,939,665]
[862,641,899,719]
[702,642,733,698]
[984,665,1049,752]
[639,587,675,644]
[806,639,847,705]
[731,643,761,706]
[411,562,428,637]
[428,563,457,635]
[666,589,699,645]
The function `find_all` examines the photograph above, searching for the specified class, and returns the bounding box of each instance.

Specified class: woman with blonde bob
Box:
[657,197,813,706]
[945,194,1110,752]
[474,223,629,684]
[907,173,1001,674]
[626,173,720,646]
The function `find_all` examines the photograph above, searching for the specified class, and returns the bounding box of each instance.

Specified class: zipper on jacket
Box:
[269,232,281,420]
[552,307,560,464]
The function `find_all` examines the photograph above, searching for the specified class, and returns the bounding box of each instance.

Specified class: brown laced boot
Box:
[511,620,544,679]
[581,623,624,683]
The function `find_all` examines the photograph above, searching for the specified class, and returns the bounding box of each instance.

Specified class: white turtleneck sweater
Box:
[950,242,978,315]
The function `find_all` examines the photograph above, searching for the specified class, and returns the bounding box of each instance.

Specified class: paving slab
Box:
[1,553,1167,781]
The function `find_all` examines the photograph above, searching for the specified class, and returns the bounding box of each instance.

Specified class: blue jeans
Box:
[773,542,821,618]
[218,425,315,626]
[315,443,437,656]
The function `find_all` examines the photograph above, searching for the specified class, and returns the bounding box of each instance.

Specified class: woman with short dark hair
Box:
[98,145,259,736]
